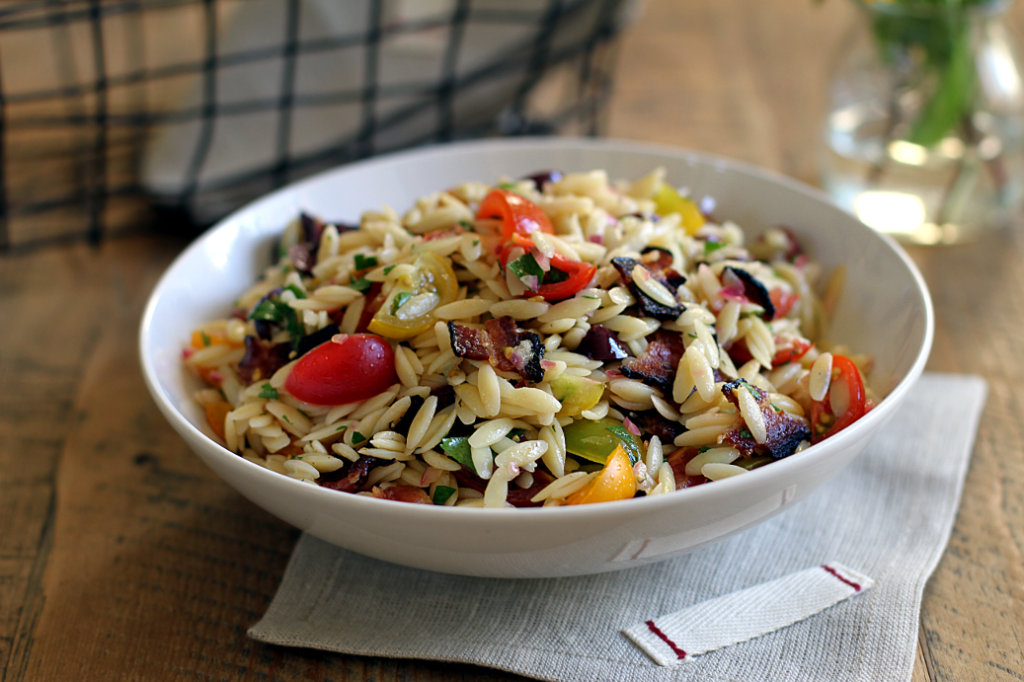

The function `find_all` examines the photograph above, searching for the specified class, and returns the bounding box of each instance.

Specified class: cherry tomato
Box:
[284,333,397,405]
[204,401,232,441]
[810,354,867,444]
[367,252,458,340]
[772,337,814,366]
[565,445,637,505]
[769,288,799,319]
[477,188,554,241]
[537,253,597,302]
[728,335,813,368]
[653,183,705,235]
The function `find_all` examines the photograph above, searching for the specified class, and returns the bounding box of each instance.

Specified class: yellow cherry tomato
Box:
[368,251,458,340]
[565,444,637,505]
[654,182,705,235]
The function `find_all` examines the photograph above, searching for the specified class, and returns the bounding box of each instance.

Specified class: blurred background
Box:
[0,0,877,251]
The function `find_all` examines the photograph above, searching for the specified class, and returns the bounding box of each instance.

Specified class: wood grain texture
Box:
[2,0,1023,680]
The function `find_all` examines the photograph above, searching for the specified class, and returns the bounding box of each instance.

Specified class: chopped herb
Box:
[298,409,310,419]
[739,427,753,439]
[335,425,347,432]
[545,267,569,284]
[390,291,415,316]
[688,333,697,338]
[498,182,519,190]
[258,384,279,400]
[583,295,600,300]
[473,239,480,247]
[506,252,545,290]
[354,253,378,270]
[383,264,396,276]
[284,283,307,299]
[352,432,366,444]
[699,445,711,453]
[440,436,475,473]
[459,220,475,230]
[432,486,457,505]
[200,331,212,347]
[282,414,291,424]
[771,403,783,413]
[508,428,527,441]
[250,297,304,341]
[605,424,643,465]
[704,240,726,255]
[349,276,373,293]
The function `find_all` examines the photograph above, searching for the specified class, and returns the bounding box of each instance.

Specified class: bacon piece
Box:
[319,455,389,493]
[423,225,466,241]
[723,267,776,320]
[371,485,432,504]
[640,247,674,272]
[627,410,685,444]
[666,447,709,489]
[237,335,292,384]
[575,325,629,361]
[611,256,686,320]
[719,379,810,459]
[452,467,553,508]
[620,330,685,392]
[447,316,545,383]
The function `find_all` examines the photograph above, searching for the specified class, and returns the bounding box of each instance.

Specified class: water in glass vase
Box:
[820,1,1024,245]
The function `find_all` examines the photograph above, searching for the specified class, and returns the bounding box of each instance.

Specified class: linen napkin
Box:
[249,373,987,682]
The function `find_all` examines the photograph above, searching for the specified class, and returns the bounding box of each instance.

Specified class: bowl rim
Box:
[140,135,935,522]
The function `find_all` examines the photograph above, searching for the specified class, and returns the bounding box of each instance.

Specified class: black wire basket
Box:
[0,0,635,250]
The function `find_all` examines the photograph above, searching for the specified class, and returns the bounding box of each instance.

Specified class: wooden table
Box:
[3,1,1023,680]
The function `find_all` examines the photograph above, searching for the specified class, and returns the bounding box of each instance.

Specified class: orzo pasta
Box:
[183,168,874,507]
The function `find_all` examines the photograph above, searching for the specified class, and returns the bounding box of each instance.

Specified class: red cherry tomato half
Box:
[810,354,867,444]
[477,188,554,242]
[769,288,799,319]
[538,253,597,302]
[284,334,397,405]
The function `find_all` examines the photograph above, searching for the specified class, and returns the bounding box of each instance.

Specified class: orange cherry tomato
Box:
[566,445,637,505]
[204,401,232,441]
[477,188,554,242]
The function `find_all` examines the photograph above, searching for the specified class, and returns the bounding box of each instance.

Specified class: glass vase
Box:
[820,0,1024,244]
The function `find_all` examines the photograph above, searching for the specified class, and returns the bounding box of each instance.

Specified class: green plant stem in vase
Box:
[820,0,1024,244]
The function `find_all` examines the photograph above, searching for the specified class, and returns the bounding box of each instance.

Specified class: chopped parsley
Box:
[704,240,726,255]
[506,252,545,290]
[699,445,711,453]
[354,253,378,270]
[383,264,396,276]
[433,486,457,505]
[335,425,347,432]
[459,220,475,230]
[508,428,527,441]
[200,331,212,347]
[390,291,415,315]
[281,414,291,424]
[440,437,475,473]
[545,267,569,284]
[739,427,753,439]
[284,283,307,299]
[497,182,519,190]
[250,297,304,341]
[352,432,366,444]
[349,276,373,293]
[605,424,643,465]
[258,384,278,400]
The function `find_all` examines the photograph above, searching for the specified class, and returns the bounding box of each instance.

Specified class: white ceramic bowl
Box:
[140,138,933,578]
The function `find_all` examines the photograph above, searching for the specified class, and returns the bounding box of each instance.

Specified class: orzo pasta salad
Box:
[184,169,874,507]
